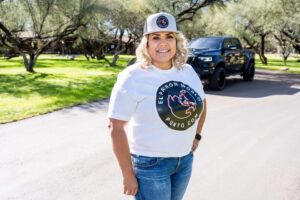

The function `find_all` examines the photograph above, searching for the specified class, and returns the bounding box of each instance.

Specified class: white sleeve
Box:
[198,78,206,100]
[108,71,138,121]
[184,64,206,100]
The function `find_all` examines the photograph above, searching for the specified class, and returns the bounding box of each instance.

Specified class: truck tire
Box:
[243,62,255,81]
[208,67,226,91]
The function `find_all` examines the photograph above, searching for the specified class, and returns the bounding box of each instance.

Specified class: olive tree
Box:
[0,0,99,72]
[270,0,300,54]
[201,0,277,64]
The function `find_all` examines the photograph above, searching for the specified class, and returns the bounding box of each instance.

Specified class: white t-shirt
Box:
[108,63,206,157]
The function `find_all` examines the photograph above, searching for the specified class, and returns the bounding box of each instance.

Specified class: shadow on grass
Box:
[204,69,300,98]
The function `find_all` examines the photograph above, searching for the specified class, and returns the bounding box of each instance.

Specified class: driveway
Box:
[1,69,300,200]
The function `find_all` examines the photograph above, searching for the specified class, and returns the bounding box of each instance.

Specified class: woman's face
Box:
[147,32,176,69]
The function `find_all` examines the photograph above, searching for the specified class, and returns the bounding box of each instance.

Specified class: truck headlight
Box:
[198,57,213,62]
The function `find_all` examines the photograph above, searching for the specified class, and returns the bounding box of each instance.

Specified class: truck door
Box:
[231,38,245,71]
[223,38,235,73]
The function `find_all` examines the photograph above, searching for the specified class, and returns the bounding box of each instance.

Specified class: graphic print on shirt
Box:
[156,81,203,131]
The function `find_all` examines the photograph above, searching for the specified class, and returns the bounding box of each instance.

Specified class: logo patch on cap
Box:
[156,15,169,28]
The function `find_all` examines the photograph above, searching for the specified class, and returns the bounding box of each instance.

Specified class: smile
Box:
[157,50,170,53]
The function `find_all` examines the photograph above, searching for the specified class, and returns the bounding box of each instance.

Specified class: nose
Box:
[159,38,169,46]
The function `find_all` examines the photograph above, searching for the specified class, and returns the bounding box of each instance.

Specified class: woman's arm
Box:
[108,118,138,196]
[191,98,207,152]
[196,98,207,134]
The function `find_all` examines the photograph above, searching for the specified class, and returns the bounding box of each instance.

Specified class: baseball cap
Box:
[143,13,179,36]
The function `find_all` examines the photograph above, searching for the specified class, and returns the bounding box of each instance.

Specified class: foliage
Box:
[183,0,300,65]
[73,0,225,66]
[0,0,101,72]
[268,0,300,54]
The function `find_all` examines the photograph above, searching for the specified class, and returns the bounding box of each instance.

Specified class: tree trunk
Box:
[110,49,126,66]
[242,36,267,65]
[259,34,267,65]
[84,53,90,61]
[22,53,38,73]
[282,50,290,66]
[283,57,287,65]
[118,29,124,51]
[110,54,119,66]
[127,57,137,67]
[257,52,267,65]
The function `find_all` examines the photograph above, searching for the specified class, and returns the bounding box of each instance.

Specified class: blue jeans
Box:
[130,151,194,200]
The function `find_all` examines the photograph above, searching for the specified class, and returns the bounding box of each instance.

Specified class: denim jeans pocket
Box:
[131,154,160,168]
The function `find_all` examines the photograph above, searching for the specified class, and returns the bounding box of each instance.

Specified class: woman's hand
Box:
[109,118,138,196]
[191,138,200,152]
[123,173,139,196]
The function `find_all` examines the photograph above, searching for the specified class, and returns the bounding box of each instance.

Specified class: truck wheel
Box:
[243,62,255,81]
[208,67,226,91]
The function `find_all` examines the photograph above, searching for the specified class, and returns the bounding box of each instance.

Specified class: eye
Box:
[153,36,160,40]
[167,35,174,39]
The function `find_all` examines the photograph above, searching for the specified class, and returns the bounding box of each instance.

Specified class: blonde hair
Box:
[135,32,188,70]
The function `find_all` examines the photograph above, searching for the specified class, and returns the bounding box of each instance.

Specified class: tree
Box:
[0,0,100,72]
[74,0,226,66]
[140,0,225,23]
[72,0,146,66]
[198,0,277,64]
[269,0,300,54]
[273,31,293,65]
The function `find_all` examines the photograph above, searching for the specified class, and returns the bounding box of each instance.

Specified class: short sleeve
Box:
[184,64,206,100]
[198,78,206,100]
[108,71,138,121]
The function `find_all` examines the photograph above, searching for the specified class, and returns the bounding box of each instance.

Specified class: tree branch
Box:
[176,0,222,23]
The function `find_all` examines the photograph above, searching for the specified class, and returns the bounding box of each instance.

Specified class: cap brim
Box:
[143,30,180,36]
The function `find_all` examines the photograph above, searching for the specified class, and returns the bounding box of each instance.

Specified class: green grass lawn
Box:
[255,54,300,74]
[0,55,134,124]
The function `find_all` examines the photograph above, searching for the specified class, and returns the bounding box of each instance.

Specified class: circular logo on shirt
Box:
[156,81,203,131]
[156,15,169,28]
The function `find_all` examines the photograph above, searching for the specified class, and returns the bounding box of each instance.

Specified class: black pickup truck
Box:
[187,36,255,90]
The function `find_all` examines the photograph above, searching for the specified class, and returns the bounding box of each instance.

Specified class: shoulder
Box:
[118,63,143,79]
[180,63,196,74]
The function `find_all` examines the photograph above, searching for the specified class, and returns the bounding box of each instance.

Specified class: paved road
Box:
[1,69,300,200]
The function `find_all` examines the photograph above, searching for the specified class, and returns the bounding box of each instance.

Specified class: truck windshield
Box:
[188,37,222,49]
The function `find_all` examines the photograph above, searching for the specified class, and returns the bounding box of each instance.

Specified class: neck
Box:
[153,61,172,70]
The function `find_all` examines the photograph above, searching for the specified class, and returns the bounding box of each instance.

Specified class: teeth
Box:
[158,50,169,53]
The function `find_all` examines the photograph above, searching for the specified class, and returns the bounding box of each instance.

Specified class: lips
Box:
[157,50,170,53]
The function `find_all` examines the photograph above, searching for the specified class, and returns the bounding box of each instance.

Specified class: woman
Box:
[108,12,207,200]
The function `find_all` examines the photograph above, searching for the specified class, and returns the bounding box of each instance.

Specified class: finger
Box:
[124,188,131,195]
[127,188,134,196]
[125,189,131,195]
[129,189,136,196]
[130,189,135,196]
[129,189,135,196]
[133,188,138,196]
